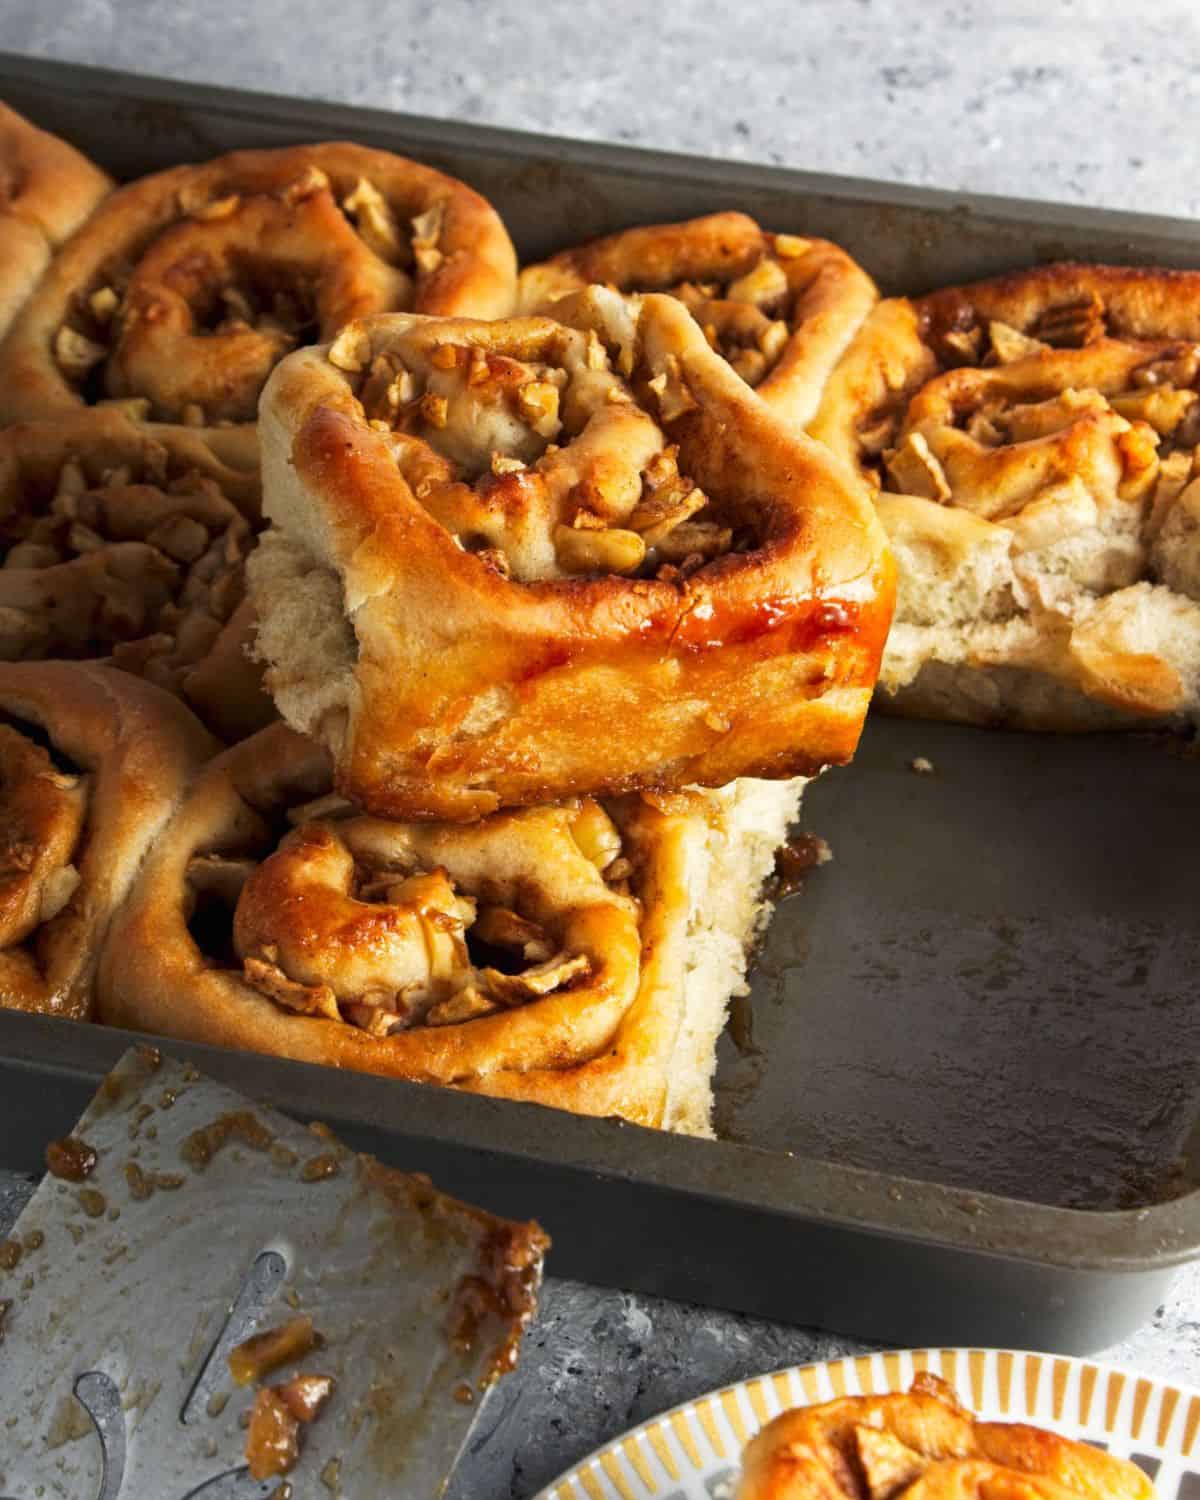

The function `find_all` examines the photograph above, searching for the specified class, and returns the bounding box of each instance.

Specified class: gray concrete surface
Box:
[0,2,1198,1494]
[4,0,1200,219]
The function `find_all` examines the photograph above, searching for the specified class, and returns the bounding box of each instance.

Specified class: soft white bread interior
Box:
[662,774,806,1136]
[877,483,1200,730]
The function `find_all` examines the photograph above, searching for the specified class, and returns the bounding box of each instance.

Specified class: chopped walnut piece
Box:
[1133,348,1200,389]
[568,799,622,870]
[490,453,526,477]
[988,320,1049,364]
[411,202,446,274]
[191,194,240,222]
[228,1315,317,1387]
[758,319,790,363]
[1031,292,1106,348]
[342,176,403,261]
[282,165,330,204]
[653,519,732,563]
[773,233,811,259]
[430,342,461,371]
[554,523,645,575]
[474,906,554,963]
[942,326,985,364]
[425,985,501,1026]
[726,256,789,309]
[854,1423,928,1500]
[628,481,706,544]
[583,330,608,372]
[341,1000,402,1036]
[474,546,511,578]
[181,403,205,427]
[647,357,698,421]
[516,379,561,435]
[419,392,450,429]
[1111,385,1197,436]
[328,325,371,373]
[54,326,106,378]
[89,286,119,323]
[242,955,341,1023]
[245,1389,300,1482]
[481,951,591,1006]
[275,1373,336,1424]
[388,369,417,408]
[885,431,952,502]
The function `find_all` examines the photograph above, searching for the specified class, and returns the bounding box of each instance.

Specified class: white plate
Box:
[536,1348,1200,1500]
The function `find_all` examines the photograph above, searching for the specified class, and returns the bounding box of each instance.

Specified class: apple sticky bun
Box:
[0,408,270,741]
[0,100,112,339]
[249,287,893,820]
[0,139,517,433]
[519,211,878,430]
[737,1374,1154,1500]
[0,661,216,1017]
[98,721,806,1133]
[809,262,1200,727]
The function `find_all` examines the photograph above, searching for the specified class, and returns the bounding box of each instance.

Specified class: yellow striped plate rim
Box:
[534,1349,1200,1500]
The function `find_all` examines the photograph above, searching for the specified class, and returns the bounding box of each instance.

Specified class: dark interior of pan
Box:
[721,715,1200,1212]
[2,56,1198,1225]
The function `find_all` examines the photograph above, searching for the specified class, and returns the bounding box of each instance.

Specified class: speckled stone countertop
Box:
[1,2,1199,1494]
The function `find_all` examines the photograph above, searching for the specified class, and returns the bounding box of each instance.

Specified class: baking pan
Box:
[0,51,1197,1354]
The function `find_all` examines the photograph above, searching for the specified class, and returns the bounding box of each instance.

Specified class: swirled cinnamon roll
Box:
[0,101,112,339]
[98,722,805,1132]
[518,213,878,429]
[809,263,1200,728]
[249,288,893,820]
[0,140,516,433]
[0,408,271,741]
[0,661,216,1018]
[738,1374,1153,1500]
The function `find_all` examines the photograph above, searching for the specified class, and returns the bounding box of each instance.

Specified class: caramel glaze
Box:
[360,1156,548,1389]
[44,1135,97,1181]
[295,397,893,818]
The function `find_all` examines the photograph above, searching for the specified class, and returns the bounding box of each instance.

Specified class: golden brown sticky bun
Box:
[0,140,517,433]
[0,661,217,1018]
[0,101,112,340]
[249,288,893,821]
[518,212,878,429]
[738,1374,1155,1500]
[808,263,1200,728]
[97,721,801,1129]
[0,408,272,742]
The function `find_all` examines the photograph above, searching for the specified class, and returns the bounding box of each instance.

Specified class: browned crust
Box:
[0,139,516,428]
[257,298,893,820]
[738,1374,1156,1500]
[919,260,1200,343]
[518,211,879,429]
[0,101,113,339]
[97,722,703,1126]
[808,260,1200,730]
[0,661,218,1018]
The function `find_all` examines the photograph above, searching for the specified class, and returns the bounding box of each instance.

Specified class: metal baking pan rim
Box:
[3,1012,1196,1276]
[4,49,1200,256]
[0,52,1196,1312]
